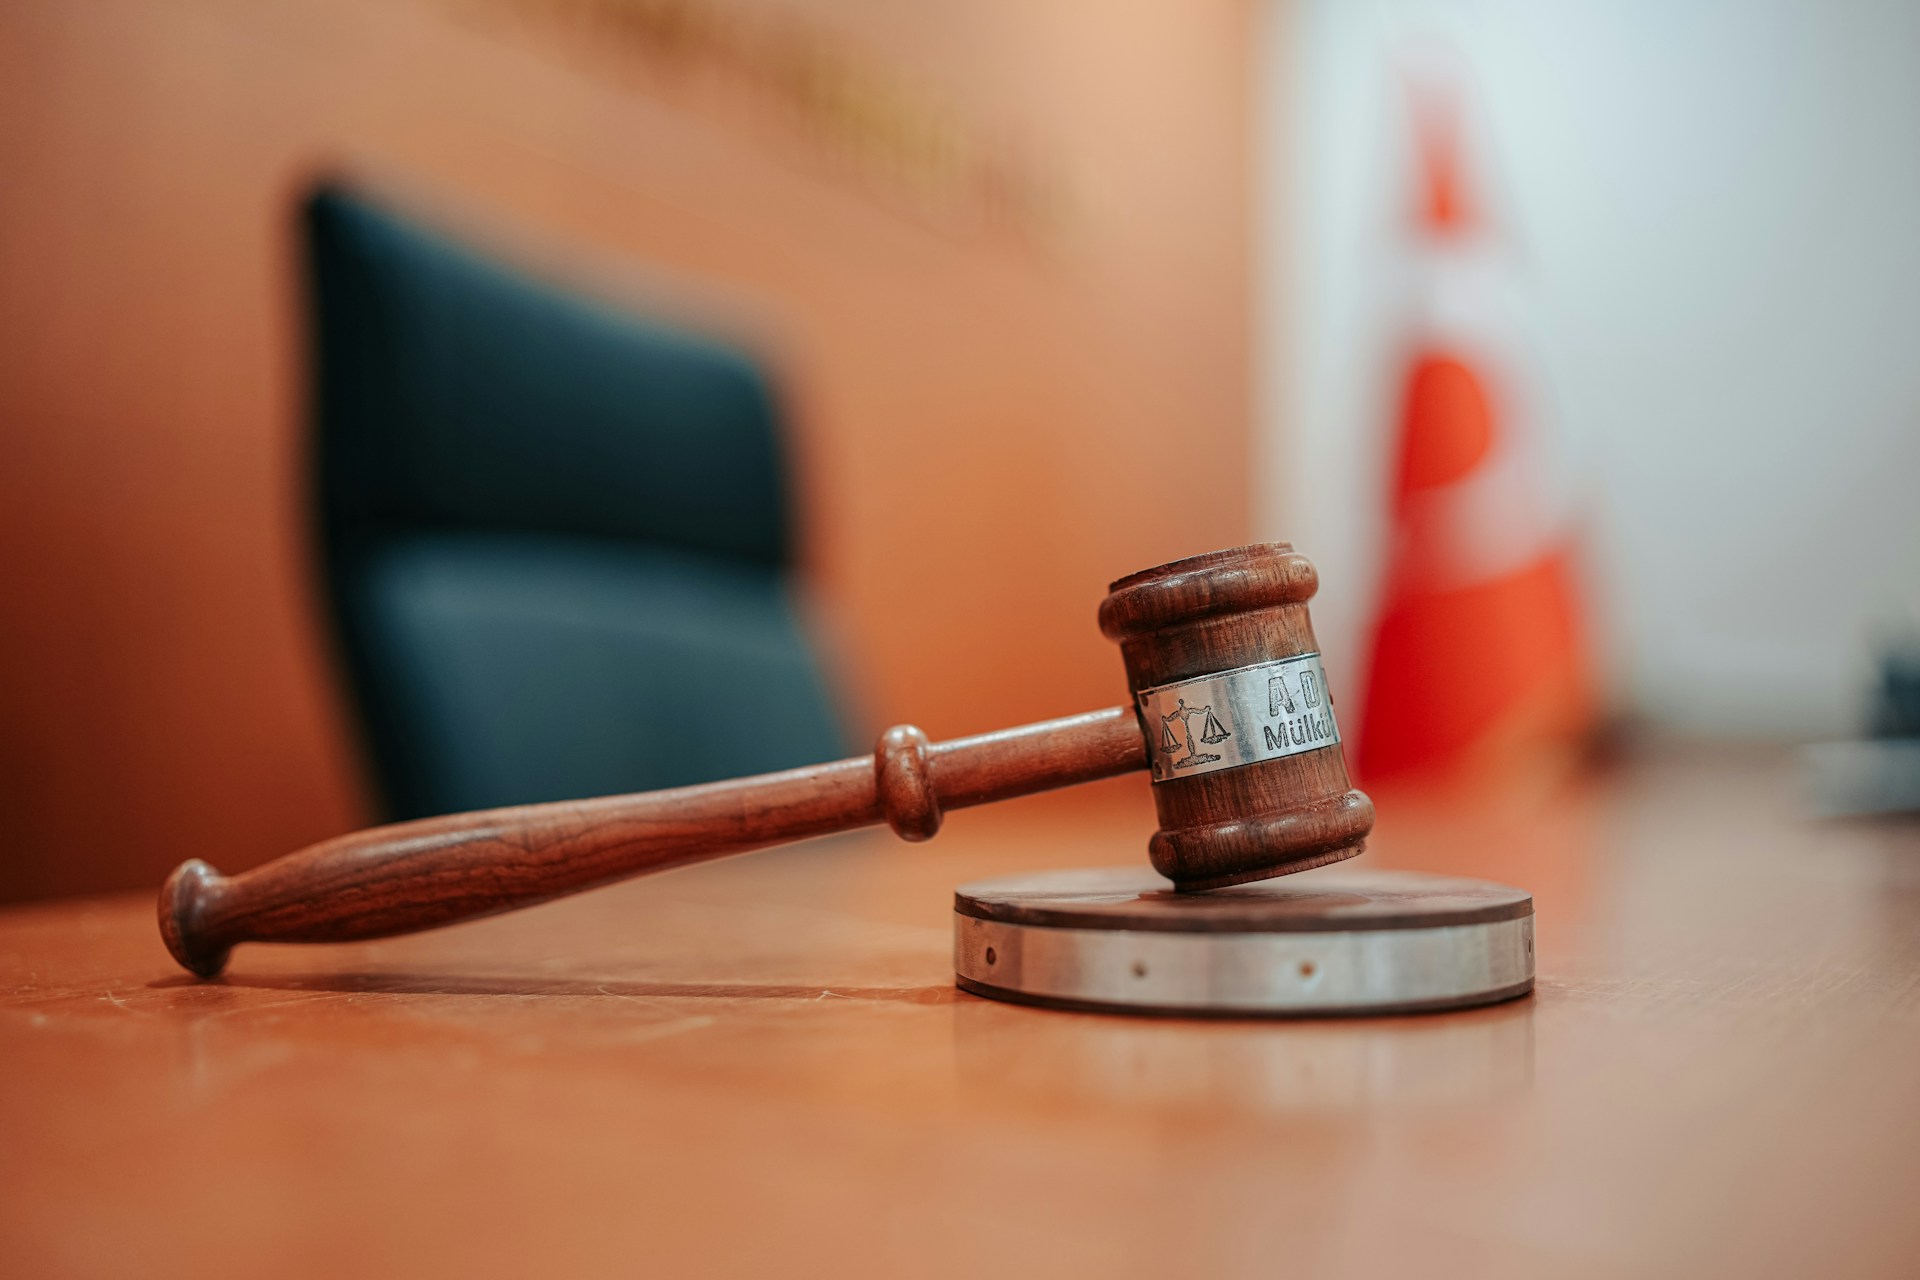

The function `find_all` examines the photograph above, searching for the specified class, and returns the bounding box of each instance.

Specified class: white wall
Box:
[1258,0,1920,737]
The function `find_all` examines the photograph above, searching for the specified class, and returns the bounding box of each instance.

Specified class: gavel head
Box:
[1099,543,1374,892]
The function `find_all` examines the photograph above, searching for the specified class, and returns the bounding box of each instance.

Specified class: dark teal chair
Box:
[304,187,846,820]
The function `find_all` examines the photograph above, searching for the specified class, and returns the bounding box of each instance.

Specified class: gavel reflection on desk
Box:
[160,544,1375,978]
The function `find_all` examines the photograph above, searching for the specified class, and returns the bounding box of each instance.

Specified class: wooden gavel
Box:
[160,544,1374,976]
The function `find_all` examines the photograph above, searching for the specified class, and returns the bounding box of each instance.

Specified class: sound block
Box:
[953,867,1533,1017]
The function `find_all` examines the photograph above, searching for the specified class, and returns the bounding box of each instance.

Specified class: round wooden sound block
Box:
[953,867,1533,1017]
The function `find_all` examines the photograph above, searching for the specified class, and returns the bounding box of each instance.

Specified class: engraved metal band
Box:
[1136,653,1340,783]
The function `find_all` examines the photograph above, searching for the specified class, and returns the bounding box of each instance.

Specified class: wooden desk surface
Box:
[4,748,1918,1278]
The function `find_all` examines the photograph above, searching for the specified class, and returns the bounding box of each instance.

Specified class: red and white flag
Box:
[1355,71,1595,783]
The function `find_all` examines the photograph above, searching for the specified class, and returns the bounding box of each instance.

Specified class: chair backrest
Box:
[305,187,846,820]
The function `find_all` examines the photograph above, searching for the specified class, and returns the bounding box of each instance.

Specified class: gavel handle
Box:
[158,706,1147,977]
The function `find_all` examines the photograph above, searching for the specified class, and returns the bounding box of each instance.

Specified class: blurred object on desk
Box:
[1866,636,1920,741]
[1804,634,1920,817]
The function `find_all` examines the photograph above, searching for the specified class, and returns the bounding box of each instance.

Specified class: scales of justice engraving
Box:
[1160,699,1232,770]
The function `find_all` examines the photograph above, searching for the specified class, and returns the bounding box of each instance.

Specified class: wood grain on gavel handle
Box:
[158,708,1148,978]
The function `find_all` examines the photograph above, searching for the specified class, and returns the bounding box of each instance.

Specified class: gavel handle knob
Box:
[157,707,1147,977]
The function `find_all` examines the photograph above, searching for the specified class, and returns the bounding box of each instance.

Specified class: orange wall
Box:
[0,0,1256,901]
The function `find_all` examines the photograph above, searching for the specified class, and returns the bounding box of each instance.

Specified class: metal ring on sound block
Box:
[953,867,1533,1017]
